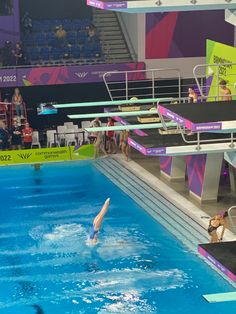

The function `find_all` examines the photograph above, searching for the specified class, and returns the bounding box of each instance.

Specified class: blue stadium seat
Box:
[71,47,80,59]
[51,47,63,60]
[29,48,40,61]
[40,47,50,60]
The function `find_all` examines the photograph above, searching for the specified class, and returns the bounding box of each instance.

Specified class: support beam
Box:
[68,110,158,119]
[85,122,177,133]
[160,156,186,181]
[54,97,173,109]
[186,153,223,202]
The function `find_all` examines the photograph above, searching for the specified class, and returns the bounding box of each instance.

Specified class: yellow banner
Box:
[0,145,94,166]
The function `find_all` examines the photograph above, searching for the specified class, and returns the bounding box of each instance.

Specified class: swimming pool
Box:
[0,161,236,314]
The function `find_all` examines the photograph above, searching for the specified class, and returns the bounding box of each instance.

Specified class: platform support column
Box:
[160,156,186,181]
[186,153,223,202]
[229,164,236,193]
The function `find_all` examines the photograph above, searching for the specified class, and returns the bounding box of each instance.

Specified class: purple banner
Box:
[87,0,127,9]
[0,62,145,88]
[198,246,236,283]
[0,0,20,47]
[160,156,172,176]
[158,106,185,125]
[146,147,166,156]
[146,11,234,59]
[128,138,147,155]
[105,2,127,9]
[193,122,222,132]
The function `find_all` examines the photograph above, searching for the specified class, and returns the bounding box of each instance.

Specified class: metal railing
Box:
[193,62,236,100]
[228,206,236,233]
[103,67,181,101]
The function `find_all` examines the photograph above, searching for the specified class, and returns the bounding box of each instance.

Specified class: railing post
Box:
[151,71,155,105]
[216,64,220,101]
[125,72,128,100]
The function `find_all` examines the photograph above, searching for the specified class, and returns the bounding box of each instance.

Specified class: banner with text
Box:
[0,62,145,88]
[0,145,94,166]
[206,40,236,101]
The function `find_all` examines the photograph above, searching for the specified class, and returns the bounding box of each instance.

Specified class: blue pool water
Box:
[0,161,236,314]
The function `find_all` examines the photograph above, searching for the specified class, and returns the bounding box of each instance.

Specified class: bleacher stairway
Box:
[93,9,133,63]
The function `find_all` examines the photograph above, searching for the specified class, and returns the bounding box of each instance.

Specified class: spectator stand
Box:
[22,18,104,66]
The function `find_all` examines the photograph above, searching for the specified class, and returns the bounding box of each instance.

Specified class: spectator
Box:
[12,88,24,120]
[13,42,25,66]
[22,122,33,149]
[10,120,22,150]
[21,12,32,34]
[86,24,98,43]
[0,120,10,150]
[219,79,232,101]
[55,25,67,47]
[106,117,116,154]
[188,87,198,103]
[2,41,14,66]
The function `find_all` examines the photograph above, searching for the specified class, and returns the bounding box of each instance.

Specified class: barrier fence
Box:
[0,144,94,166]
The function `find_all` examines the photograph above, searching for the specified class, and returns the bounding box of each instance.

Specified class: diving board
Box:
[203,291,236,303]
[54,97,173,109]
[68,110,158,119]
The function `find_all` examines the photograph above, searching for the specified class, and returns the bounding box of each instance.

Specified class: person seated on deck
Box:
[188,87,198,103]
[208,210,228,243]
[219,80,232,101]
[89,198,110,244]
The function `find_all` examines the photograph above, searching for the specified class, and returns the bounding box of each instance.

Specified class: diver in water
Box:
[31,304,44,314]
[89,198,110,244]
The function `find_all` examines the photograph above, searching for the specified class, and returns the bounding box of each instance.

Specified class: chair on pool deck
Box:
[46,130,60,147]
[64,122,74,129]
[31,131,41,148]
[65,133,77,146]
[57,125,66,145]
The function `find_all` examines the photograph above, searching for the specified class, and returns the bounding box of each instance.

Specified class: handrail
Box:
[193,62,236,100]
[228,206,236,233]
[103,67,181,101]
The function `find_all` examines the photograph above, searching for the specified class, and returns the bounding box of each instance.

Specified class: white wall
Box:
[118,12,145,60]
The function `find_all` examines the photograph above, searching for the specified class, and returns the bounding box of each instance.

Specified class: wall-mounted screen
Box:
[37,103,58,115]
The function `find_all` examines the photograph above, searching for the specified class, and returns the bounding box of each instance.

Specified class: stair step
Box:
[104,158,208,240]
[95,160,204,249]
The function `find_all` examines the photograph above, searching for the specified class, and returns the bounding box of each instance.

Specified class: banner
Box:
[0,62,146,88]
[0,144,94,166]
[206,39,236,101]
[146,11,234,59]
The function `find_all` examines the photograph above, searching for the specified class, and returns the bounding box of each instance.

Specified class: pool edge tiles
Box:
[198,242,236,283]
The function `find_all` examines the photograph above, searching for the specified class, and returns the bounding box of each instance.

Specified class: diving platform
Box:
[199,241,236,284]
[158,100,236,132]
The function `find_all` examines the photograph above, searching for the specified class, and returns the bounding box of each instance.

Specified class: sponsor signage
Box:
[0,62,145,88]
[0,145,94,166]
